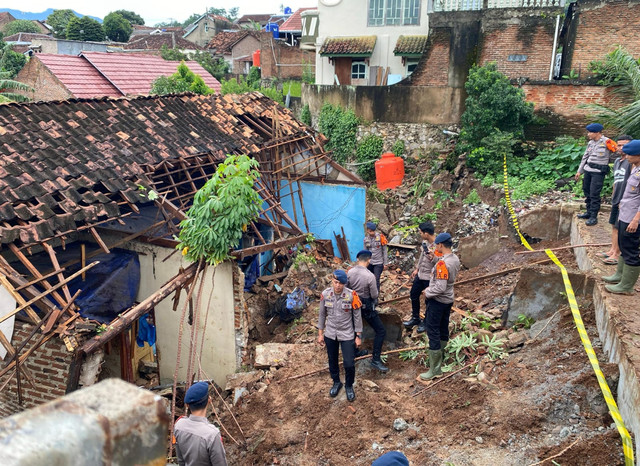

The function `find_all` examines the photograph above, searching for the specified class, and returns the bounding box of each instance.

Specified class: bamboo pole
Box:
[515,243,611,255]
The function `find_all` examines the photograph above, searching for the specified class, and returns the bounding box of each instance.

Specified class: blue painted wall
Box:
[279,181,366,262]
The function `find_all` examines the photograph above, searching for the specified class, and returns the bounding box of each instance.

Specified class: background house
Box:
[124,33,203,55]
[315,0,428,85]
[208,30,262,76]
[183,14,233,47]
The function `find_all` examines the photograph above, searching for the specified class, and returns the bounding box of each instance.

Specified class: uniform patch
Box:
[380,234,388,246]
[436,260,449,280]
[352,291,362,309]
[606,138,618,153]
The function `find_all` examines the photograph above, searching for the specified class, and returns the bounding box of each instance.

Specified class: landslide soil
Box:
[218,243,626,465]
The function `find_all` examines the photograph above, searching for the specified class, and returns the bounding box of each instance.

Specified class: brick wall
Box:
[16,56,72,102]
[260,36,315,80]
[0,322,73,418]
[231,34,262,75]
[480,22,555,81]
[408,29,451,86]
[570,0,640,79]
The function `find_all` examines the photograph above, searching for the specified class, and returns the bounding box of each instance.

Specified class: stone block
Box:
[457,228,502,268]
[254,343,303,369]
[225,371,262,391]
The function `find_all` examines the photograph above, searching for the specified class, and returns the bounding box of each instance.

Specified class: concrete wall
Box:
[31,38,108,55]
[0,379,168,466]
[315,0,430,85]
[231,34,261,75]
[279,181,366,261]
[185,18,231,47]
[16,56,72,102]
[302,83,464,124]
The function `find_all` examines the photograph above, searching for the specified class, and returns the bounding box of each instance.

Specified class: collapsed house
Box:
[0,92,364,417]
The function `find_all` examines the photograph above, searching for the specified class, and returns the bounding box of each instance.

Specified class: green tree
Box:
[113,10,145,25]
[150,61,214,95]
[160,45,189,61]
[0,48,26,78]
[66,16,105,42]
[318,103,360,165]
[46,9,75,37]
[103,12,133,42]
[0,71,33,103]
[587,47,640,136]
[207,7,239,21]
[182,13,201,28]
[191,50,229,81]
[5,20,40,36]
[459,63,534,151]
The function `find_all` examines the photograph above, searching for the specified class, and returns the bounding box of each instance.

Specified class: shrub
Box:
[220,75,283,104]
[391,140,406,157]
[300,104,311,126]
[282,81,301,97]
[513,136,586,181]
[466,130,517,177]
[318,103,359,165]
[247,66,261,88]
[464,189,481,205]
[355,134,384,181]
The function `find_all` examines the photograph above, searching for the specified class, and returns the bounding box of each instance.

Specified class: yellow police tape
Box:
[502,155,634,465]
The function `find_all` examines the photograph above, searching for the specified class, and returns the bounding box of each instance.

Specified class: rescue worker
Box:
[403,221,437,332]
[363,221,388,291]
[603,139,640,294]
[575,123,617,226]
[317,270,363,401]
[174,382,228,466]
[347,250,389,373]
[419,233,461,381]
[601,135,633,264]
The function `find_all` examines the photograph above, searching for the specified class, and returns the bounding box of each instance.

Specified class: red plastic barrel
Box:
[252,50,261,68]
[375,152,404,190]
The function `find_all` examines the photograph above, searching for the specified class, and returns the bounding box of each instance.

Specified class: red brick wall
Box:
[570,0,640,79]
[408,29,451,86]
[260,36,315,80]
[16,57,72,102]
[0,322,73,418]
[231,34,262,75]
[480,23,555,81]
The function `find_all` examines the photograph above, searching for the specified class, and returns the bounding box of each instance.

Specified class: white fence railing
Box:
[429,0,566,12]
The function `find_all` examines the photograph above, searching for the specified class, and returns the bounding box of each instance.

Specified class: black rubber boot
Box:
[355,349,369,358]
[403,317,421,329]
[345,386,355,402]
[416,319,427,333]
[329,381,343,397]
[586,217,598,226]
[577,212,590,219]
[370,358,389,373]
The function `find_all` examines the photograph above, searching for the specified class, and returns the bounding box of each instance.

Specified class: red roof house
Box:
[280,8,317,33]
[16,52,221,101]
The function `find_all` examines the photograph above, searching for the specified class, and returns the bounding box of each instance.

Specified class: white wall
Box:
[315,0,429,85]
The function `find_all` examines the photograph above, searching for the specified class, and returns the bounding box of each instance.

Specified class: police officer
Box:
[419,233,461,381]
[348,250,389,373]
[364,221,388,291]
[317,270,363,401]
[603,140,640,294]
[174,382,228,466]
[575,123,617,226]
[403,221,437,332]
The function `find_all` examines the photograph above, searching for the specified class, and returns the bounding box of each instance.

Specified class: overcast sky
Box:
[0,1,311,26]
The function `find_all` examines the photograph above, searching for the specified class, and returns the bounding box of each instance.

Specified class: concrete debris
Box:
[506,332,528,349]
[233,387,248,406]
[393,418,409,431]
[360,379,380,391]
[254,343,303,369]
[225,371,262,391]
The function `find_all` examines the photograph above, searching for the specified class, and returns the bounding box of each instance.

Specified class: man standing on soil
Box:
[420,233,461,381]
[364,222,388,291]
[348,250,389,373]
[575,123,617,226]
[601,135,633,264]
[317,270,363,401]
[403,222,437,333]
[174,382,228,466]
[603,140,640,294]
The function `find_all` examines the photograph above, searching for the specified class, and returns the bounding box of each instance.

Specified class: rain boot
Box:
[419,349,443,380]
[603,258,624,283]
[606,265,640,295]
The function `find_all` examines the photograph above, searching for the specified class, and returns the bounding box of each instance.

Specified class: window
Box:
[406,58,420,75]
[368,0,384,26]
[352,60,367,79]
[204,23,209,33]
[404,0,420,25]
[368,0,421,26]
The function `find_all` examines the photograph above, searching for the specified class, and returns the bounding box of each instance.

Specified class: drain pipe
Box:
[549,14,561,81]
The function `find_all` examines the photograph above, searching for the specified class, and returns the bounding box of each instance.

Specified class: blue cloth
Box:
[356,249,372,259]
[366,222,377,231]
[372,451,410,466]
[333,269,348,284]
[434,232,452,244]
[136,314,156,347]
[622,139,640,156]
[586,123,604,132]
[184,382,209,405]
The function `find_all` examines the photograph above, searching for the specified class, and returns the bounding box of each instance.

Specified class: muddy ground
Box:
[212,240,627,465]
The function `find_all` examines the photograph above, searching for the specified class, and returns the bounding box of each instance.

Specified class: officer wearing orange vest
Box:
[317,269,363,402]
[363,221,388,291]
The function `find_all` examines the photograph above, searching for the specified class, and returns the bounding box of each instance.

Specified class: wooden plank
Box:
[232,235,308,260]
[257,270,289,283]
[0,275,41,325]
[89,227,110,254]
[15,267,67,291]
[43,243,73,303]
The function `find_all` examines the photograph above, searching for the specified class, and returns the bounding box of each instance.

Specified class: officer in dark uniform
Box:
[348,250,389,373]
[403,221,437,331]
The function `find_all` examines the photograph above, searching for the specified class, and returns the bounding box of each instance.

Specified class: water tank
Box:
[252,49,261,68]
[375,152,404,190]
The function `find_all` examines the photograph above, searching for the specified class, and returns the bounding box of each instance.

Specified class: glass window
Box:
[351,60,367,79]
[368,0,384,26]
[386,0,402,25]
[407,58,420,75]
[403,0,421,25]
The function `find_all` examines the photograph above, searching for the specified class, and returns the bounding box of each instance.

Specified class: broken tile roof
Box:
[393,35,429,56]
[35,55,122,98]
[124,33,203,51]
[279,8,317,32]
[319,36,377,57]
[0,92,317,246]
[207,30,255,54]
[81,52,221,94]
[235,14,272,25]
